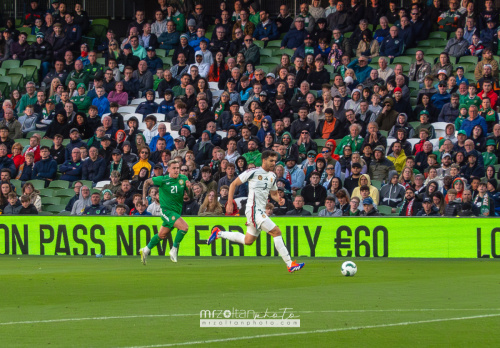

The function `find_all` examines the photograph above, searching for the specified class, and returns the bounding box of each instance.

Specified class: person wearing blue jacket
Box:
[145,48,163,74]
[460,105,488,137]
[136,90,159,118]
[347,56,373,83]
[149,123,174,151]
[281,18,307,49]
[431,82,451,111]
[82,146,106,184]
[379,26,404,59]
[256,116,275,143]
[32,147,57,183]
[92,87,110,116]
[253,10,279,42]
[157,21,180,50]
[60,148,83,182]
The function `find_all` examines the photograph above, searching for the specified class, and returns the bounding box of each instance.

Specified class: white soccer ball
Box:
[341,261,357,276]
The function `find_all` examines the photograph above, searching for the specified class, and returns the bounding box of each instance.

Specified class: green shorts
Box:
[160,210,181,229]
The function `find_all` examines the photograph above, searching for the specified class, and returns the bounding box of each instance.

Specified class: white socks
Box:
[142,246,150,255]
[273,236,292,267]
[219,231,246,244]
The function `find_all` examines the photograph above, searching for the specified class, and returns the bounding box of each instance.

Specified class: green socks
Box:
[173,230,187,248]
[147,234,161,250]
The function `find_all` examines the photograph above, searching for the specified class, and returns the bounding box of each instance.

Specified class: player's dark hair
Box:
[262,150,278,160]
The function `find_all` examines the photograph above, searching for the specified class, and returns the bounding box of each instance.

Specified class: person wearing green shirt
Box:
[455,105,468,131]
[130,35,147,60]
[242,139,262,166]
[83,51,103,80]
[483,139,498,166]
[140,160,191,265]
[71,83,91,113]
[17,81,38,114]
[248,3,260,26]
[166,3,185,33]
[461,85,482,109]
[66,60,90,88]
[335,123,364,155]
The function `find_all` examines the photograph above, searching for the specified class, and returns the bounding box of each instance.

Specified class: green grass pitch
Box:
[0,256,499,347]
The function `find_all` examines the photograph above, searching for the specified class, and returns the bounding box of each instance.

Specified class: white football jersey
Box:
[238,167,277,213]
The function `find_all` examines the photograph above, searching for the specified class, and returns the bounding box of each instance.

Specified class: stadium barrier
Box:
[1,217,499,258]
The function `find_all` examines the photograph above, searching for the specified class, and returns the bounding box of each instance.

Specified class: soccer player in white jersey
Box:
[207,150,304,273]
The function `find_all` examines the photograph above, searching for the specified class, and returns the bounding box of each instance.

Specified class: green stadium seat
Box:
[1,60,20,70]
[324,65,334,74]
[82,36,96,50]
[0,81,8,96]
[315,138,327,150]
[18,27,32,35]
[91,18,109,28]
[14,138,30,147]
[392,56,412,66]
[8,72,24,91]
[344,31,353,38]
[27,180,46,190]
[155,49,167,57]
[41,197,62,205]
[253,40,265,49]
[417,40,432,47]
[379,130,388,138]
[260,48,273,57]
[38,211,54,215]
[377,205,393,216]
[266,40,281,48]
[275,48,294,57]
[96,57,106,65]
[260,56,281,65]
[26,35,36,43]
[54,188,75,197]
[27,130,45,138]
[404,48,419,55]
[0,67,6,76]
[39,189,54,197]
[44,204,66,213]
[371,180,382,190]
[11,179,22,194]
[48,180,70,189]
[409,81,420,90]
[59,196,72,205]
[428,31,447,40]
[428,39,447,47]
[61,139,71,146]
[459,56,478,64]
[40,139,53,148]
[303,205,314,215]
[22,59,41,69]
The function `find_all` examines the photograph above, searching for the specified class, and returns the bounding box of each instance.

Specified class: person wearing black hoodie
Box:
[44,111,69,139]
[182,190,200,216]
[69,112,93,140]
[64,128,87,160]
[19,196,39,214]
[32,146,58,184]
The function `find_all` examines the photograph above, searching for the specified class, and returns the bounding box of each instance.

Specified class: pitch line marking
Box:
[1,309,500,326]
[119,313,500,348]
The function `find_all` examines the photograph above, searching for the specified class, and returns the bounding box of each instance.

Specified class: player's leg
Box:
[169,217,189,262]
[140,226,172,265]
[266,223,304,273]
[208,214,259,245]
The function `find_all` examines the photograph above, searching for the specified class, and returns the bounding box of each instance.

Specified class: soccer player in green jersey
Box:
[140,160,191,264]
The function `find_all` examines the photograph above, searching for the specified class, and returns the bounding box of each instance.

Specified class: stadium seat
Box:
[2,60,20,70]
[41,197,62,205]
[266,40,281,48]
[14,138,30,147]
[155,49,167,57]
[428,31,447,40]
[44,204,66,213]
[303,205,314,215]
[317,206,326,214]
[459,56,478,64]
[253,40,265,49]
[40,139,53,147]
[39,189,53,197]
[392,56,412,66]
[91,18,109,28]
[74,180,93,189]
[260,56,281,65]
[96,57,106,65]
[404,48,419,55]
[38,211,54,215]
[260,48,273,57]
[130,98,146,105]
[54,189,75,197]
[118,106,137,114]
[48,180,70,189]
[11,179,22,193]
[377,205,393,216]
[371,180,382,189]
[28,180,46,190]
[277,48,294,57]
[95,180,110,189]
[409,81,420,90]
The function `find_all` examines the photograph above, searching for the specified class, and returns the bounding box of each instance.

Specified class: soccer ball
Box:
[341,261,357,276]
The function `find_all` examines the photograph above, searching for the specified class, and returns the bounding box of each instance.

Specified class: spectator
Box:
[416,197,441,216]
[18,195,39,214]
[369,145,396,182]
[82,146,105,184]
[444,28,469,58]
[360,197,380,216]
[281,18,307,50]
[60,147,83,182]
[302,171,327,212]
[198,189,223,216]
[379,26,404,59]
[286,195,312,216]
[32,146,57,183]
[80,192,107,215]
[0,109,22,140]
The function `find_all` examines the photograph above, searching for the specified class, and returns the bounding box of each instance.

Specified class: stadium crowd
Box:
[0,0,500,217]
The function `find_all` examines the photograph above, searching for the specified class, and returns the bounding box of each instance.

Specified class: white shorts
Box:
[245,208,277,237]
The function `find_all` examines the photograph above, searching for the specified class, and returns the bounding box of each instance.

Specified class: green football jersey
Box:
[152,174,188,214]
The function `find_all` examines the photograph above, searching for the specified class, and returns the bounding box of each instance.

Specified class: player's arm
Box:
[226,177,243,215]
[142,178,154,204]
[270,190,280,203]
